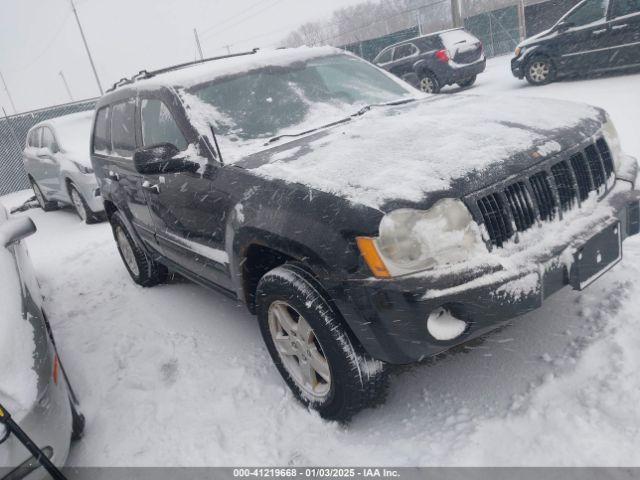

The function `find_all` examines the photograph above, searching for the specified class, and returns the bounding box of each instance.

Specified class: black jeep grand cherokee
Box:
[91,47,640,420]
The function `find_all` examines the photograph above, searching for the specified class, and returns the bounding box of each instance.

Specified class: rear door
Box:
[138,95,233,289]
[607,0,640,67]
[104,98,157,245]
[387,43,419,81]
[555,0,612,72]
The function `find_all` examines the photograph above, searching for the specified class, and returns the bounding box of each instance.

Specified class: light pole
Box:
[0,70,17,114]
[69,0,103,95]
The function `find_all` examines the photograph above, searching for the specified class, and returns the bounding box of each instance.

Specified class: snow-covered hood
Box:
[517,27,557,48]
[239,95,605,211]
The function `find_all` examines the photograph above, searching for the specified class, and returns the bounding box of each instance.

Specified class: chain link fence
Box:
[464,5,520,58]
[0,99,97,196]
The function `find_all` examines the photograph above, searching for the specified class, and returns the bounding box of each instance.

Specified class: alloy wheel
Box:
[115,226,140,277]
[268,300,331,400]
[529,61,550,83]
[419,76,436,93]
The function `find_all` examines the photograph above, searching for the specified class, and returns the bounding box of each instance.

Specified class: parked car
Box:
[91,46,639,420]
[23,111,105,223]
[373,28,486,93]
[0,203,84,478]
[512,0,640,85]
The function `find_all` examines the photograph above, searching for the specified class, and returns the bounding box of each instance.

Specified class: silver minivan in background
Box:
[0,202,83,479]
[22,111,104,224]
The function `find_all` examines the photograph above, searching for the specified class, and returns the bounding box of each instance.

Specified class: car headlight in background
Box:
[602,115,623,173]
[357,199,487,278]
[72,161,94,174]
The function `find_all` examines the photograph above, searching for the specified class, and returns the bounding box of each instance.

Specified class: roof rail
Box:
[106,48,260,93]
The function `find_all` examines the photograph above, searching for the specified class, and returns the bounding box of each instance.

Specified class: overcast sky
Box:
[0,0,364,113]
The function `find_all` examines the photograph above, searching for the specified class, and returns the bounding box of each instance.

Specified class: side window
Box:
[393,44,417,60]
[110,99,136,158]
[41,127,58,152]
[93,107,110,154]
[611,0,640,16]
[565,0,608,26]
[375,48,393,64]
[140,99,188,151]
[28,128,40,148]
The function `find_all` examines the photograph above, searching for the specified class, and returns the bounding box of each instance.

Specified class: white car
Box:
[0,202,84,478]
[22,111,104,224]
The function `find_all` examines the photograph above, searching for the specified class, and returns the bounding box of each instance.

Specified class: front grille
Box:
[476,138,614,247]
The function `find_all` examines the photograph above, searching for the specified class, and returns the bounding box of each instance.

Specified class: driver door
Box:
[138,95,233,289]
[556,0,612,72]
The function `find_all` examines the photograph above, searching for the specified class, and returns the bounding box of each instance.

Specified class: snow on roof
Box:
[139,46,344,90]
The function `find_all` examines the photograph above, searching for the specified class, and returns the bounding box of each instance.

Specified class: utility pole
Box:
[451,0,463,28]
[415,10,422,36]
[59,71,74,102]
[222,44,232,55]
[69,0,103,95]
[2,107,22,151]
[193,28,204,60]
[0,70,17,114]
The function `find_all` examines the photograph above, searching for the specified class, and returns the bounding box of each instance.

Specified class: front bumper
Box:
[333,180,640,365]
[511,55,526,79]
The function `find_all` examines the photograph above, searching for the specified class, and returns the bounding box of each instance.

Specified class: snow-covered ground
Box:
[2,55,640,466]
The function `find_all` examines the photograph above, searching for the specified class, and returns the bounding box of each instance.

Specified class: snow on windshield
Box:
[0,244,38,423]
[50,111,94,166]
[177,52,413,163]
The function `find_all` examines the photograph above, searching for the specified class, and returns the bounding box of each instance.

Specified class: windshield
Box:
[181,54,414,162]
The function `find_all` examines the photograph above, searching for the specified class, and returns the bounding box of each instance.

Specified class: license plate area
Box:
[570,222,621,291]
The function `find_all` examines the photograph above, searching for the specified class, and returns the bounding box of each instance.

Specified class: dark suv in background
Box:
[373,28,486,93]
[512,0,640,85]
[91,47,639,421]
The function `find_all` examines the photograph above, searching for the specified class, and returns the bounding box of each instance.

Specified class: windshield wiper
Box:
[265,97,417,146]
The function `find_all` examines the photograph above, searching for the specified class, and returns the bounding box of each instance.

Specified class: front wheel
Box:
[110,211,167,287]
[69,183,100,224]
[525,56,556,85]
[256,264,387,421]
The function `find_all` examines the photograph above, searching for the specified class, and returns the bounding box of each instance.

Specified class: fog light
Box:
[427,307,467,341]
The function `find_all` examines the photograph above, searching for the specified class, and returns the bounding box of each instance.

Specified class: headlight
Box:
[72,161,94,174]
[357,199,487,278]
[601,115,623,173]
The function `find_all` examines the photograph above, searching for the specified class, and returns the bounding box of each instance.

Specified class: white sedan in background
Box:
[22,111,104,224]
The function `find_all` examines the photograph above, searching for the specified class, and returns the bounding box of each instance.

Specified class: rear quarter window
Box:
[93,107,111,154]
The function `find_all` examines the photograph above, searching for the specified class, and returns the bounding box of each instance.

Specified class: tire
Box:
[418,71,440,94]
[457,75,477,88]
[110,210,167,287]
[525,56,556,85]
[29,178,58,212]
[69,399,85,441]
[68,183,101,224]
[256,264,387,421]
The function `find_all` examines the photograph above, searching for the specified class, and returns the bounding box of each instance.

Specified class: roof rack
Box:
[106,48,260,93]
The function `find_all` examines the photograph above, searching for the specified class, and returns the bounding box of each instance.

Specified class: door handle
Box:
[108,170,120,181]
[611,24,628,31]
[142,180,160,194]
[592,28,608,35]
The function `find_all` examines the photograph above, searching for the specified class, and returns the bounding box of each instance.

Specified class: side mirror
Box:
[133,143,200,175]
[0,217,37,248]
